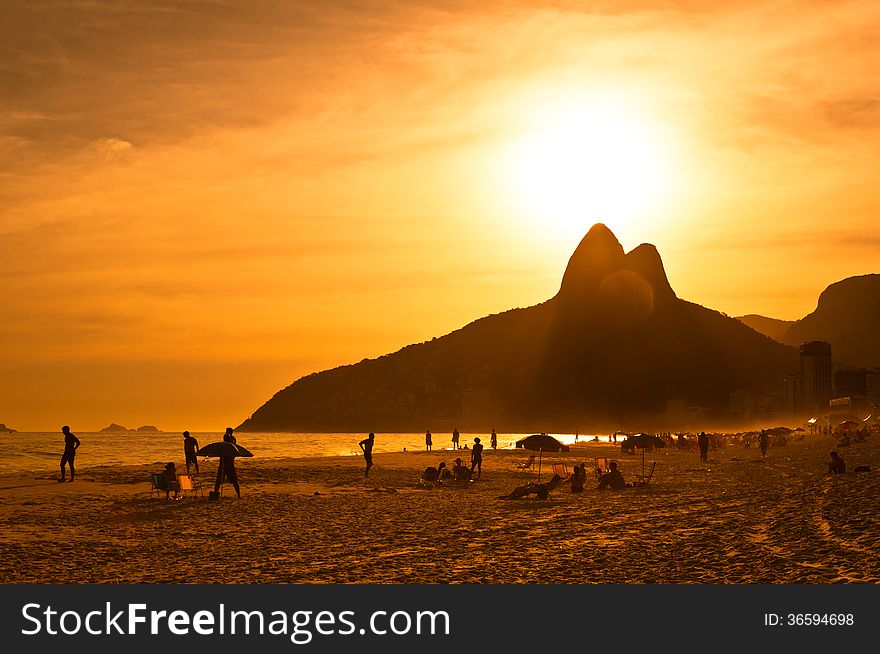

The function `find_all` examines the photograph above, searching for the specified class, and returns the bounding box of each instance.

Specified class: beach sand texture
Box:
[1,435,878,583]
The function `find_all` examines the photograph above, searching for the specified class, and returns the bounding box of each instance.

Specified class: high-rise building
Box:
[800,341,832,415]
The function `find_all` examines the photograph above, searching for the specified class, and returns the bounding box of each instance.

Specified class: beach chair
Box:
[552,463,569,479]
[516,455,535,471]
[595,457,609,475]
[176,474,202,499]
[150,473,169,499]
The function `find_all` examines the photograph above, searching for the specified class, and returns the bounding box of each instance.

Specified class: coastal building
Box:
[866,368,880,417]
[728,389,754,423]
[783,373,801,415]
[833,368,868,415]
[800,341,832,415]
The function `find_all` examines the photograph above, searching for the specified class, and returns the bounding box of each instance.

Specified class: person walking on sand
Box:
[59,425,80,482]
[183,430,200,474]
[470,437,484,479]
[491,428,498,450]
[758,430,769,458]
[359,432,375,478]
[426,429,432,452]
[452,428,460,450]
[698,431,709,462]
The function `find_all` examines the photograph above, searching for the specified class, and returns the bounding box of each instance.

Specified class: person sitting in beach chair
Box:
[451,457,472,481]
[421,462,447,483]
[597,461,626,490]
[162,462,180,500]
[499,474,562,500]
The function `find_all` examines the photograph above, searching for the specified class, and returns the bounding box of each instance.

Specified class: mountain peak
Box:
[556,223,675,304]
[557,223,626,298]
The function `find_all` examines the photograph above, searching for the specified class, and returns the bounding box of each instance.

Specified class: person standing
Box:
[214,427,241,498]
[425,429,432,452]
[452,428,460,450]
[359,432,375,478]
[183,431,200,474]
[59,425,80,482]
[470,437,484,479]
[758,430,770,458]
[698,431,709,462]
[490,429,497,450]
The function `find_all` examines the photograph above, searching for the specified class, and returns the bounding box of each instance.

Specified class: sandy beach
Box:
[1,435,878,584]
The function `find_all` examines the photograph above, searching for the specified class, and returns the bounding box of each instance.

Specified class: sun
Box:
[504,97,674,240]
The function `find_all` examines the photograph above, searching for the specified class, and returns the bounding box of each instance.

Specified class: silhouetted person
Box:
[491,429,497,450]
[597,461,625,490]
[421,461,446,483]
[163,462,180,500]
[214,452,241,498]
[570,463,586,493]
[828,451,846,474]
[451,457,471,480]
[59,425,80,482]
[470,437,484,479]
[183,430,200,474]
[359,432,375,477]
[224,427,237,444]
[425,430,432,451]
[499,474,561,500]
[698,431,709,462]
[452,428,460,450]
[758,430,769,458]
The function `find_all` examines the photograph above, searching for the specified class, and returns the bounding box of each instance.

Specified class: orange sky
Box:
[2,1,879,431]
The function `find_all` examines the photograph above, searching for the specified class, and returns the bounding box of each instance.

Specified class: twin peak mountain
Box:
[239,224,797,432]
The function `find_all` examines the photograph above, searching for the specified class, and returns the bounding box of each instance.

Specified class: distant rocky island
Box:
[100,424,162,432]
[0,424,16,433]
[99,423,134,432]
[239,223,802,433]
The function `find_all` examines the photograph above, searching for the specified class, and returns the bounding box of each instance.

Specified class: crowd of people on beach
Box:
[53,422,873,501]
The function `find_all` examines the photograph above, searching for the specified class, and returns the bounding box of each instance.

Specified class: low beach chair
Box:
[150,473,169,499]
[595,457,609,475]
[516,455,535,471]
[176,474,201,499]
[552,463,569,479]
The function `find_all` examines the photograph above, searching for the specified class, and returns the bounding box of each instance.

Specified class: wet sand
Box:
[1,436,878,583]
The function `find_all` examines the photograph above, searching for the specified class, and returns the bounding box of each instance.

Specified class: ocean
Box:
[0,430,598,476]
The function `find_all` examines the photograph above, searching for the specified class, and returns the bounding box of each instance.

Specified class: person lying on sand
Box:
[597,461,626,490]
[499,474,561,500]
[421,461,446,483]
[828,451,846,474]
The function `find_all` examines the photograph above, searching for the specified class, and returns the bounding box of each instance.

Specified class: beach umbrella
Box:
[515,434,569,452]
[620,433,665,450]
[196,441,254,458]
[515,434,568,481]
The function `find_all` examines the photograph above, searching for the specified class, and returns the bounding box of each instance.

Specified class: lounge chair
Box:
[150,473,169,499]
[552,463,570,479]
[594,457,609,477]
[176,473,202,499]
[516,455,535,470]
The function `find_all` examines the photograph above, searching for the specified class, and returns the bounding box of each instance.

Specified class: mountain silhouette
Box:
[735,314,794,341]
[779,275,880,367]
[239,224,799,432]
